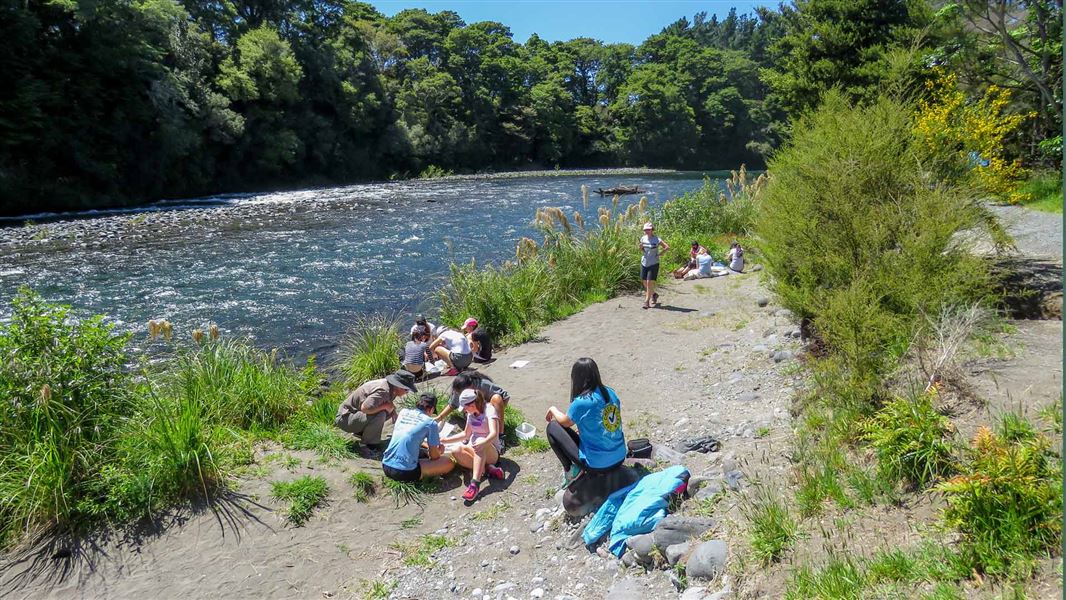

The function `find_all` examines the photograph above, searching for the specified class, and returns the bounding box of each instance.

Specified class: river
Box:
[1,171,714,363]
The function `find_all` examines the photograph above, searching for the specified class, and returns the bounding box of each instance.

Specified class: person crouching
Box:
[381,393,455,482]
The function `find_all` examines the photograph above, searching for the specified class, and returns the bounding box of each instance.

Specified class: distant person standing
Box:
[638,222,670,309]
[410,314,437,337]
[463,317,493,363]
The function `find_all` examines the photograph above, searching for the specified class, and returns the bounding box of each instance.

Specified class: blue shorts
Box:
[640,264,660,281]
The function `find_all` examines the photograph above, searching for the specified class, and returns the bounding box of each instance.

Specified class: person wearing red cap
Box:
[462,317,493,363]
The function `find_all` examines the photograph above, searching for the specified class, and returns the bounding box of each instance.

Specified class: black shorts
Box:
[383,463,421,482]
[640,264,660,281]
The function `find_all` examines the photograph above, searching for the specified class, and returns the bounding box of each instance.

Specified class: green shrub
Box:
[755,92,1004,388]
[937,426,1062,577]
[336,314,402,386]
[1017,170,1063,213]
[657,166,765,239]
[863,391,956,488]
[271,475,330,526]
[0,289,134,544]
[349,472,376,502]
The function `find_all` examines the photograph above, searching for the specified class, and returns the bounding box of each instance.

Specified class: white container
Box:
[515,422,536,441]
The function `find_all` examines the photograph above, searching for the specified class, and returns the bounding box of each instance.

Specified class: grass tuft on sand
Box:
[271,475,329,526]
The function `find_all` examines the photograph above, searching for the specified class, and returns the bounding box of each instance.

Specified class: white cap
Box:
[643,222,654,230]
[458,389,478,406]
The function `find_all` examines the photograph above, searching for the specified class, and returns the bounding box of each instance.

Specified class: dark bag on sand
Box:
[627,438,653,459]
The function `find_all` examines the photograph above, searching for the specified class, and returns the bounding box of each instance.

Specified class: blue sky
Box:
[368,1,777,45]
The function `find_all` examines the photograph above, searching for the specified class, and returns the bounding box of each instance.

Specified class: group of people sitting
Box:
[402,315,493,378]
[673,240,745,280]
[335,349,626,505]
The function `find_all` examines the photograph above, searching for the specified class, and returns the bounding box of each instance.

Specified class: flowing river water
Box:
[1,171,716,363]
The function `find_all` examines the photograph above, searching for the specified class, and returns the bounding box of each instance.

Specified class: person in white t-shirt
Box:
[726,241,745,273]
[683,247,715,280]
[428,327,473,376]
[638,222,670,309]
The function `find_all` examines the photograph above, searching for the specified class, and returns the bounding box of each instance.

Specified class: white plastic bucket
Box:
[515,422,536,441]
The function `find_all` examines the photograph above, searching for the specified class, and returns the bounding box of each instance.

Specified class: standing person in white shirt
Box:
[428,327,473,376]
[638,222,670,309]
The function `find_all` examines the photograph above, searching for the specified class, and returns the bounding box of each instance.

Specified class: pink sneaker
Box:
[444,368,459,376]
[462,481,480,501]
[486,465,505,480]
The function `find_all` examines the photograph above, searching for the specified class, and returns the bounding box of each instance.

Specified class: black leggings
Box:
[546,421,624,473]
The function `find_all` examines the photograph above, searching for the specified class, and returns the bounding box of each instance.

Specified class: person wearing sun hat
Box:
[335,369,418,457]
[638,222,670,309]
[440,388,506,502]
[462,317,493,363]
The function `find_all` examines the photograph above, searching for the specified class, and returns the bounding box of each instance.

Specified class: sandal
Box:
[462,481,481,501]
[642,303,650,310]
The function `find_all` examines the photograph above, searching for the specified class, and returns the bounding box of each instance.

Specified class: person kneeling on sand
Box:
[442,389,505,501]
[429,327,473,376]
[462,317,493,363]
[381,393,455,482]
[436,372,511,429]
[683,247,715,280]
[545,357,627,487]
[335,370,418,458]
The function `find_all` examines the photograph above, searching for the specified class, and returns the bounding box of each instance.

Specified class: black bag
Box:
[627,438,653,459]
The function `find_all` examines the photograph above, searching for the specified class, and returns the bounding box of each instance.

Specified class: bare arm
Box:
[545,405,574,428]
[434,403,456,423]
[441,421,471,445]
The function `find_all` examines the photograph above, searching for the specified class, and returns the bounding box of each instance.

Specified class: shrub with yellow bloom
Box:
[915,73,1033,204]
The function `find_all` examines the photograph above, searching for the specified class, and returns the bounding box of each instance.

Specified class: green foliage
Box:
[393,534,454,567]
[418,165,453,178]
[743,488,800,564]
[270,475,329,526]
[785,554,865,600]
[0,290,151,542]
[361,579,396,600]
[1017,171,1063,213]
[863,392,957,488]
[511,436,550,456]
[349,472,377,503]
[336,314,402,386]
[755,93,1001,391]
[382,476,436,508]
[937,427,1063,578]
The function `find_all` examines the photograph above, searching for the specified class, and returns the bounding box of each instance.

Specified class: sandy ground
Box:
[0,268,805,600]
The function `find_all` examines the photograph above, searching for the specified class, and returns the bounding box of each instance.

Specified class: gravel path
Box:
[988,204,1062,260]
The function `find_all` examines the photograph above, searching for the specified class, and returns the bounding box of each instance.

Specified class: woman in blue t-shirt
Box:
[544,357,627,487]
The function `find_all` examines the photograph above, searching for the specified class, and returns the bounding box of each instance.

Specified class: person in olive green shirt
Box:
[335,370,418,456]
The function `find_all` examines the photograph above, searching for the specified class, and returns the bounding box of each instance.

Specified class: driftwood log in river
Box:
[594,185,644,196]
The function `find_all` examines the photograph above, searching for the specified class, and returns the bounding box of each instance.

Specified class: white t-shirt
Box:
[410,320,437,336]
[438,329,471,354]
[696,253,713,276]
[640,235,661,267]
[726,247,744,272]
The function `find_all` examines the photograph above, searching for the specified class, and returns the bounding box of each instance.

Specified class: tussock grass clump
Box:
[510,436,550,456]
[743,488,799,565]
[281,394,354,459]
[937,426,1062,578]
[271,475,329,526]
[392,534,454,566]
[349,472,376,503]
[863,391,956,489]
[382,476,437,508]
[172,339,309,430]
[439,204,644,346]
[336,314,403,386]
[785,554,864,600]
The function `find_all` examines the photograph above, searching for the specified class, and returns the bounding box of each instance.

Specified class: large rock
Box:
[652,515,716,548]
[685,540,729,580]
[625,533,656,563]
[562,465,642,518]
[694,481,724,500]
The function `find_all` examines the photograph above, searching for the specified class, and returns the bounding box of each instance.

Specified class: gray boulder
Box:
[685,540,729,580]
[723,470,746,491]
[625,533,656,564]
[772,350,794,363]
[665,541,692,565]
[652,515,716,548]
[694,481,724,500]
[756,297,770,307]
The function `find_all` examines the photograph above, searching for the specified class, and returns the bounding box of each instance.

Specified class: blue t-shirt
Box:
[696,253,713,276]
[567,386,627,469]
[383,409,440,471]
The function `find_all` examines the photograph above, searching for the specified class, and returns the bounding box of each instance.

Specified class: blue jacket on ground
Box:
[582,465,689,556]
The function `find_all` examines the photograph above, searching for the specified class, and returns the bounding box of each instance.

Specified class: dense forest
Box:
[0,0,1060,215]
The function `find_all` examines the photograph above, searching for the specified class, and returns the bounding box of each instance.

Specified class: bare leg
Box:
[452,445,474,470]
[433,346,454,369]
[420,456,454,478]
[648,279,657,304]
[473,444,500,482]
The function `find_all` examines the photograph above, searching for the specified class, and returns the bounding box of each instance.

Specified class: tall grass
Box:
[1017,171,1063,213]
[0,290,314,546]
[438,203,645,345]
[336,314,403,386]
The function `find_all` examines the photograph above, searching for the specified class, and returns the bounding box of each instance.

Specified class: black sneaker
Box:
[652,292,659,305]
